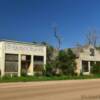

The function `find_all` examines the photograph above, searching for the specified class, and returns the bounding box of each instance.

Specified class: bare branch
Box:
[54,26,62,50]
[86,30,98,47]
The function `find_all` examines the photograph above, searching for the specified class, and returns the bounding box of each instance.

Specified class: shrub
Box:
[45,63,53,76]
[56,49,76,75]
[91,63,100,74]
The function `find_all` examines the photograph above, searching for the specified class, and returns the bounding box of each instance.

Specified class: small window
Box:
[5,54,18,61]
[21,55,31,61]
[34,56,43,61]
[90,48,95,56]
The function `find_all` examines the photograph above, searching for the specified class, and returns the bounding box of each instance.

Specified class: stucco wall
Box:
[0,41,46,77]
[0,42,5,75]
[0,42,2,71]
[75,45,100,75]
[5,42,46,56]
[79,46,100,61]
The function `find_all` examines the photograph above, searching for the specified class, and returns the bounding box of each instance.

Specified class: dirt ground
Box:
[0,79,100,100]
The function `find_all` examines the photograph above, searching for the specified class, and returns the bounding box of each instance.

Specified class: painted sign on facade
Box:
[5,42,45,54]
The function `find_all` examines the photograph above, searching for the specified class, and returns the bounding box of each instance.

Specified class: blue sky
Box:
[0,0,100,48]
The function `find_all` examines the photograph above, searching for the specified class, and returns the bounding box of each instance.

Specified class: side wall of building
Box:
[0,42,5,77]
[0,42,2,73]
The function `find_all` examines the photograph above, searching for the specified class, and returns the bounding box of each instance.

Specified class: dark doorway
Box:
[82,61,89,72]
[21,55,31,76]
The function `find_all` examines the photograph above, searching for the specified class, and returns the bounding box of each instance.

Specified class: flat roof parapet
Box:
[0,39,45,47]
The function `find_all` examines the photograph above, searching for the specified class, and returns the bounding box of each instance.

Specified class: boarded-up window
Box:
[5,54,18,72]
[34,56,44,72]
[34,64,43,72]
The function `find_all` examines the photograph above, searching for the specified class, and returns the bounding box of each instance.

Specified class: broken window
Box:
[34,56,44,73]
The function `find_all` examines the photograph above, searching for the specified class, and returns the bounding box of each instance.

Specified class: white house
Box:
[0,40,46,77]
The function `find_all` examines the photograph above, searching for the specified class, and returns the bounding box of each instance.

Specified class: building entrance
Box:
[21,55,31,76]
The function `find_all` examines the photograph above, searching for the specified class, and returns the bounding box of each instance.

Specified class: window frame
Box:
[5,54,18,72]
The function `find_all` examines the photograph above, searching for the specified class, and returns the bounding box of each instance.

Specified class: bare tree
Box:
[86,30,98,47]
[86,32,92,45]
[54,26,62,50]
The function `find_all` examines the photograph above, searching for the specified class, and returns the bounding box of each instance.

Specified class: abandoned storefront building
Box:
[0,39,100,77]
[70,45,100,75]
[0,40,46,77]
